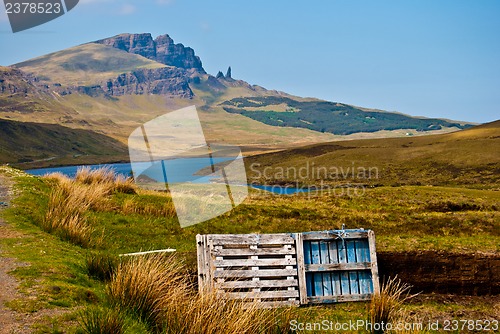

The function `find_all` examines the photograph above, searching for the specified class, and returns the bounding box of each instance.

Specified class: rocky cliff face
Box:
[94,33,205,72]
[104,67,193,98]
[0,66,38,96]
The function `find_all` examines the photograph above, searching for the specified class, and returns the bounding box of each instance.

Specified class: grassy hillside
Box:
[245,120,500,188]
[222,96,474,135]
[14,43,166,86]
[0,119,128,167]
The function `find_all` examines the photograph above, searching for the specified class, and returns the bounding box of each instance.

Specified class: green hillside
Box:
[222,96,473,135]
[0,119,128,168]
[245,120,500,188]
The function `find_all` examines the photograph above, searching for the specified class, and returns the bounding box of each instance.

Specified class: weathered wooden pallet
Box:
[197,233,300,307]
[196,229,379,307]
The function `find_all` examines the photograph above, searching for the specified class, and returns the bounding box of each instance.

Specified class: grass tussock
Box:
[42,167,137,247]
[75,166,136,195]
[85,252,119,282]
[105,253,295,334]
[121,197,176,217]
[369,276,417,334]
[78,306,128,334]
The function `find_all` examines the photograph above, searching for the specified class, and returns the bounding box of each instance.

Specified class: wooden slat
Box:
[213,269,297,278]
[196,234,206,291]
[301,231,368,241]
[250,300,300,308]
[319,242,333,296]
[225,290,300,299]
[346,241,360,294]
[310,241,323,296]
[308,294,372,304]
[213,247,296,256]
[208,234,295,246]
[217,279,299,289]
[304,262,371,272]
[214,258,296,267]
[368,230,380,294]
[355,239,372,294]
[294,233,308,305]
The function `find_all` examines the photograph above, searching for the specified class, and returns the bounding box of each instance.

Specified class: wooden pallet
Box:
[196,229,379,307]
[197,233,300,307]
[297,229,380,304]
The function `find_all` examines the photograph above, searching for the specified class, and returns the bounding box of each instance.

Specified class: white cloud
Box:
[118,4,136,15]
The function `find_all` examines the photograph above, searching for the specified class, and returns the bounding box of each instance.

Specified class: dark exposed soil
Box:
[378,251,500,295]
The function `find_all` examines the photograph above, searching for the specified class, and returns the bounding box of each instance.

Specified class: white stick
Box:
[119,249,177,257]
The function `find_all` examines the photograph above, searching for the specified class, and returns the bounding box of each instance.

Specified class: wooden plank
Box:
[206,235,215,289]
[355,239,373,294]
[251,300,300,308]
[327,239,339,264]
[355,239,371,263]
[301,231,368,241]
[319,241,333,296]
[295,233,308,305]
[213,269,297,278]
[358,271,373,294]
[214,258,296,267]
[284,244,296,302]
[213,247,296,256]
[225,290,300,299]
[368,230,380,294]
[346,241,360,294]
[217,279,299,289]
[332,271,341,297]
[249,245,261,302]
[337,240,350,295]
[303,241,313,297]
[310,241,323,296]
[208,234,295,246]
[308,294,372,304]
[196,234,206,292]
[304,262,372,272]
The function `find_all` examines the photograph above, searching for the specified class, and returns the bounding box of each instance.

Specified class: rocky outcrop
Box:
[0,66,39,95]
[226,66,232,79]
[103,67,193,98]
[94,33,205,72]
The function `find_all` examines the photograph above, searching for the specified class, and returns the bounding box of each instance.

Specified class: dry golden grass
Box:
[121,197,176,217]
[106,253,295,334]
[42,167,138,247]
[369,276,418,334]
[107,254,188,332]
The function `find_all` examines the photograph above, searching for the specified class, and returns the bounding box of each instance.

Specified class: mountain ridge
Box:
[0,32,483,166]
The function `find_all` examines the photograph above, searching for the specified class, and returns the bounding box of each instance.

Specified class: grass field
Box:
[0,163,498,332]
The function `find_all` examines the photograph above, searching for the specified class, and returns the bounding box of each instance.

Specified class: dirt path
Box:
[0,174,26,333]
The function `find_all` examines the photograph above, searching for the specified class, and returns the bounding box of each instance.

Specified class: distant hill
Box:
[222,96,472,135]
[245,120,500,188]
[0,119,128,168]
[0,32,479,166]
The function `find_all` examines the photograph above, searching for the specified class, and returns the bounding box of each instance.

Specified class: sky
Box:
[0,0,499,123]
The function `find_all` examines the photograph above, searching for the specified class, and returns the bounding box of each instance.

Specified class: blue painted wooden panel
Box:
[310,241,323,296]
[319,242,333,296]
[303,230,375,301]
[355,239,373,294]
[304,241,313,296]
[346,240,360,294]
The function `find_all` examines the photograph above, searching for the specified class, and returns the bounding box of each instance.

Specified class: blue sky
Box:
[1,0,499,123]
